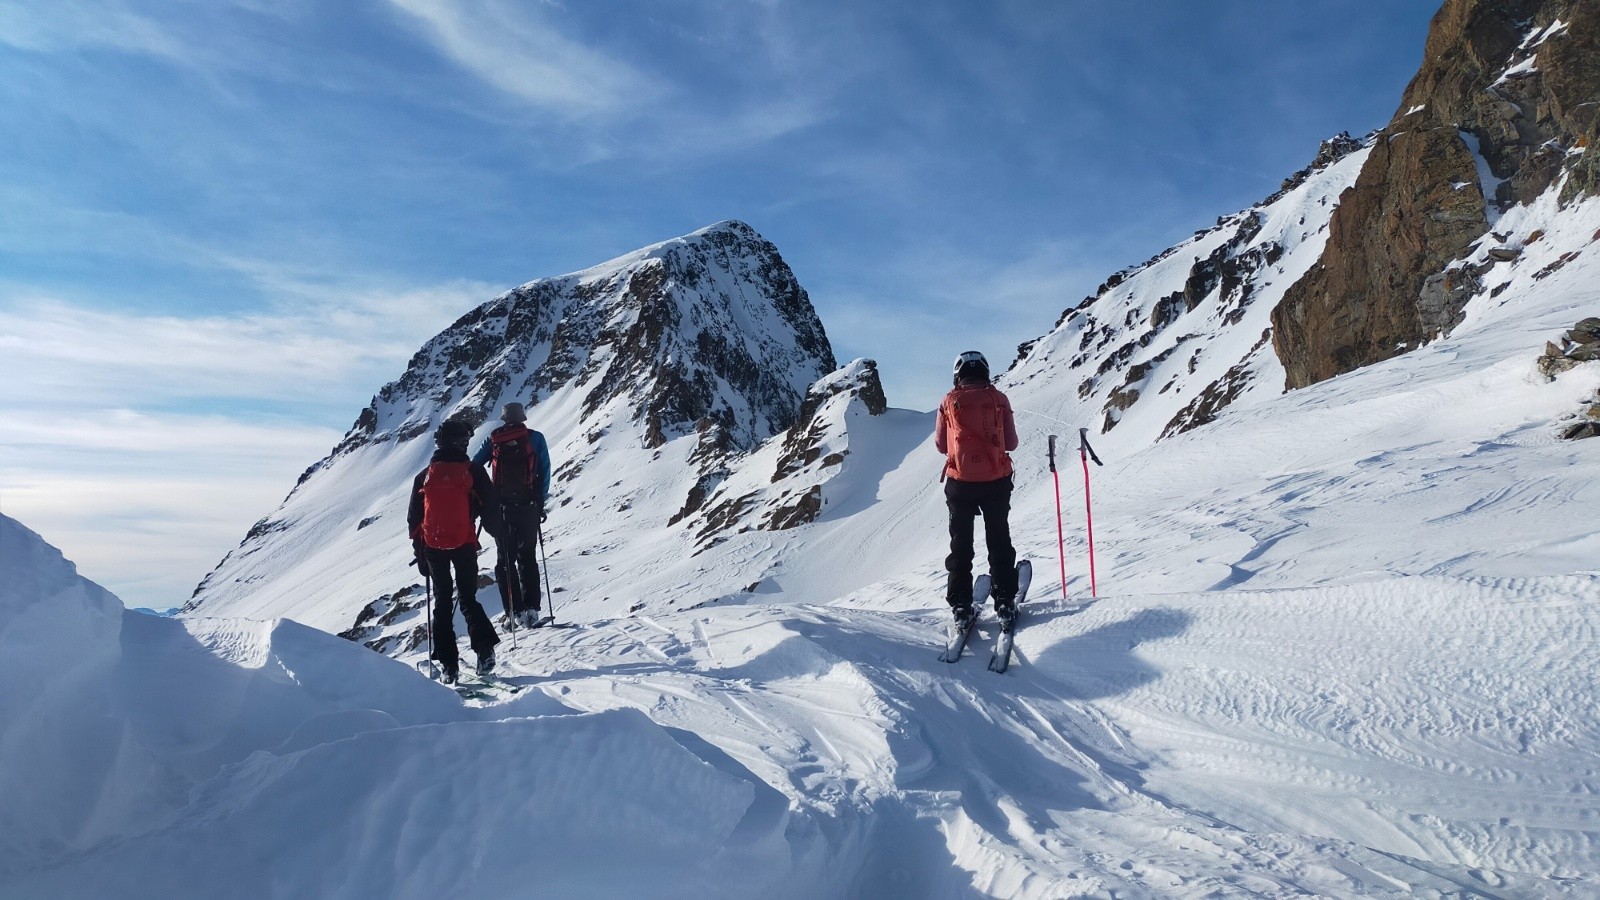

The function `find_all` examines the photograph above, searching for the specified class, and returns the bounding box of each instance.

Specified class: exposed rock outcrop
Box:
[690,359,888,545]
[1536,317,1600,439]
[1537,315,1600,379]
[1273,0,1600,389]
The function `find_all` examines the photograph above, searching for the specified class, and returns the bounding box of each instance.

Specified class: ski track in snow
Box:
[483,577,1599,898]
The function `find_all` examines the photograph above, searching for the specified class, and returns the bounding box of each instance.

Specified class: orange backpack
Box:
[419,461,478,550]
[943,385,1013,482]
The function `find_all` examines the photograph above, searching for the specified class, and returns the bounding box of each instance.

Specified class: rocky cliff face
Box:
[1001,133,1372,453]
[1273,0,1600,389]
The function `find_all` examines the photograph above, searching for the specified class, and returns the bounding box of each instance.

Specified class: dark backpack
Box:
[491,426,536,502]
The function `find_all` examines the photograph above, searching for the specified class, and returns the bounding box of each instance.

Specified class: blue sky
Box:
[0,0,1439,608]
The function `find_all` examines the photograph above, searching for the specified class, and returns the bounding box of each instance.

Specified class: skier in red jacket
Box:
[407,417,504,683]
[935,351,1020,628]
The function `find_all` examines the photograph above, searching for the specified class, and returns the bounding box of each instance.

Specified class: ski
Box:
[456,670,525,699]
[939,573,990,662]
[988,559,1032,674]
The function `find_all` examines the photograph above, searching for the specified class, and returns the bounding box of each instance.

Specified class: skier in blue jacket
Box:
[472,402,553,628]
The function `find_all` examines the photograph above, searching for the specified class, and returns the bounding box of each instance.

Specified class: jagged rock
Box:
[1418,263,1487,338]
[764,486,823,531]
[1538,356,1584,379]
[1486,247,1522,261]
[667,472,724,526]
[1161,330,1273,439]
[1273,123,1488,388]
[1570,317,1600,342]
[773,359,885,482]
[1273,0,1600,390]
[1101,348,1178,433]
[1267,132,1371,204]
[327,220,833,462]
[684,359,886,543]
[1561,421,1600,440]
[1536,319,1600,380]
[1533,250,1583,280]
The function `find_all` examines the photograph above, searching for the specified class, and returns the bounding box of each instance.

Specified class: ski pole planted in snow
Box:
[1048,435,1067,599]
[421,562,438,680]
[537,520,557,624]
[1078,428,1103,597]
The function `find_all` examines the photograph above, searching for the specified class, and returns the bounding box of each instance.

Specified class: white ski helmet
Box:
[952,350,989,380]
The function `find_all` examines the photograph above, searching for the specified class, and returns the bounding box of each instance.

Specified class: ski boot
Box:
[476,653,496,676]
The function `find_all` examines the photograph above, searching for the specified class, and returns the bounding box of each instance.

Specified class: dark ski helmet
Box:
[501,402,527,423]
[953,350,989,384]
[435,417,472,450]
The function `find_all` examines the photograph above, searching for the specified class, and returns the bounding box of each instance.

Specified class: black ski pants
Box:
[425,545,499,669]
[945,476,1018,610]
[494,502,542,617]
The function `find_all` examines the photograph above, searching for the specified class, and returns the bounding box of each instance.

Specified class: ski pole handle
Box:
[1047,434,1058,472]
[1078,427,1103,466]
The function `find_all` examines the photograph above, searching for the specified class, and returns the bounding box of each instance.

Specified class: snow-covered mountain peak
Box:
[335,218,833,459]
[188,221,838,629]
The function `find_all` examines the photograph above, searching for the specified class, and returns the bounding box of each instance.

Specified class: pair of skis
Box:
[940,559,1031,673]
[451,669,526,701]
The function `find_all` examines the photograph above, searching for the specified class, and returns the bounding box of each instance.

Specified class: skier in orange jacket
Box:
[935,350,1019,628]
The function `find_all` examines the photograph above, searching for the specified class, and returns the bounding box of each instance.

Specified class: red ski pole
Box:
[1048,435,1067,599]
[1078,428,1103,597]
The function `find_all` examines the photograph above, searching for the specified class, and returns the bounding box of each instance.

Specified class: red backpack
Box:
[943,385,1013,482]
[490,424,536,502]
[419,461,478,550]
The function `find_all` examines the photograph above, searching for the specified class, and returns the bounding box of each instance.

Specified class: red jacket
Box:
[936,381,1018,483]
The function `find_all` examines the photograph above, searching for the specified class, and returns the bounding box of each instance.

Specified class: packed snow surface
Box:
[6,194,1600,896]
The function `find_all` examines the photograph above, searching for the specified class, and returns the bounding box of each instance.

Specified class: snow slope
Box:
[7,511,1597,896]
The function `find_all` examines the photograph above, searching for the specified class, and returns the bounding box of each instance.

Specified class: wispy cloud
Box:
[0,0,186,59]
[384,0,658,119]
[0,278,493,410]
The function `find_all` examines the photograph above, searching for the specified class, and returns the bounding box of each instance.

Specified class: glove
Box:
[411,539,427,569]
[540,506,549,523]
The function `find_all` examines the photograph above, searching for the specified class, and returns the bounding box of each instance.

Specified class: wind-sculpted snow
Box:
[14,710,832,900]
[9,508,1599,895]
